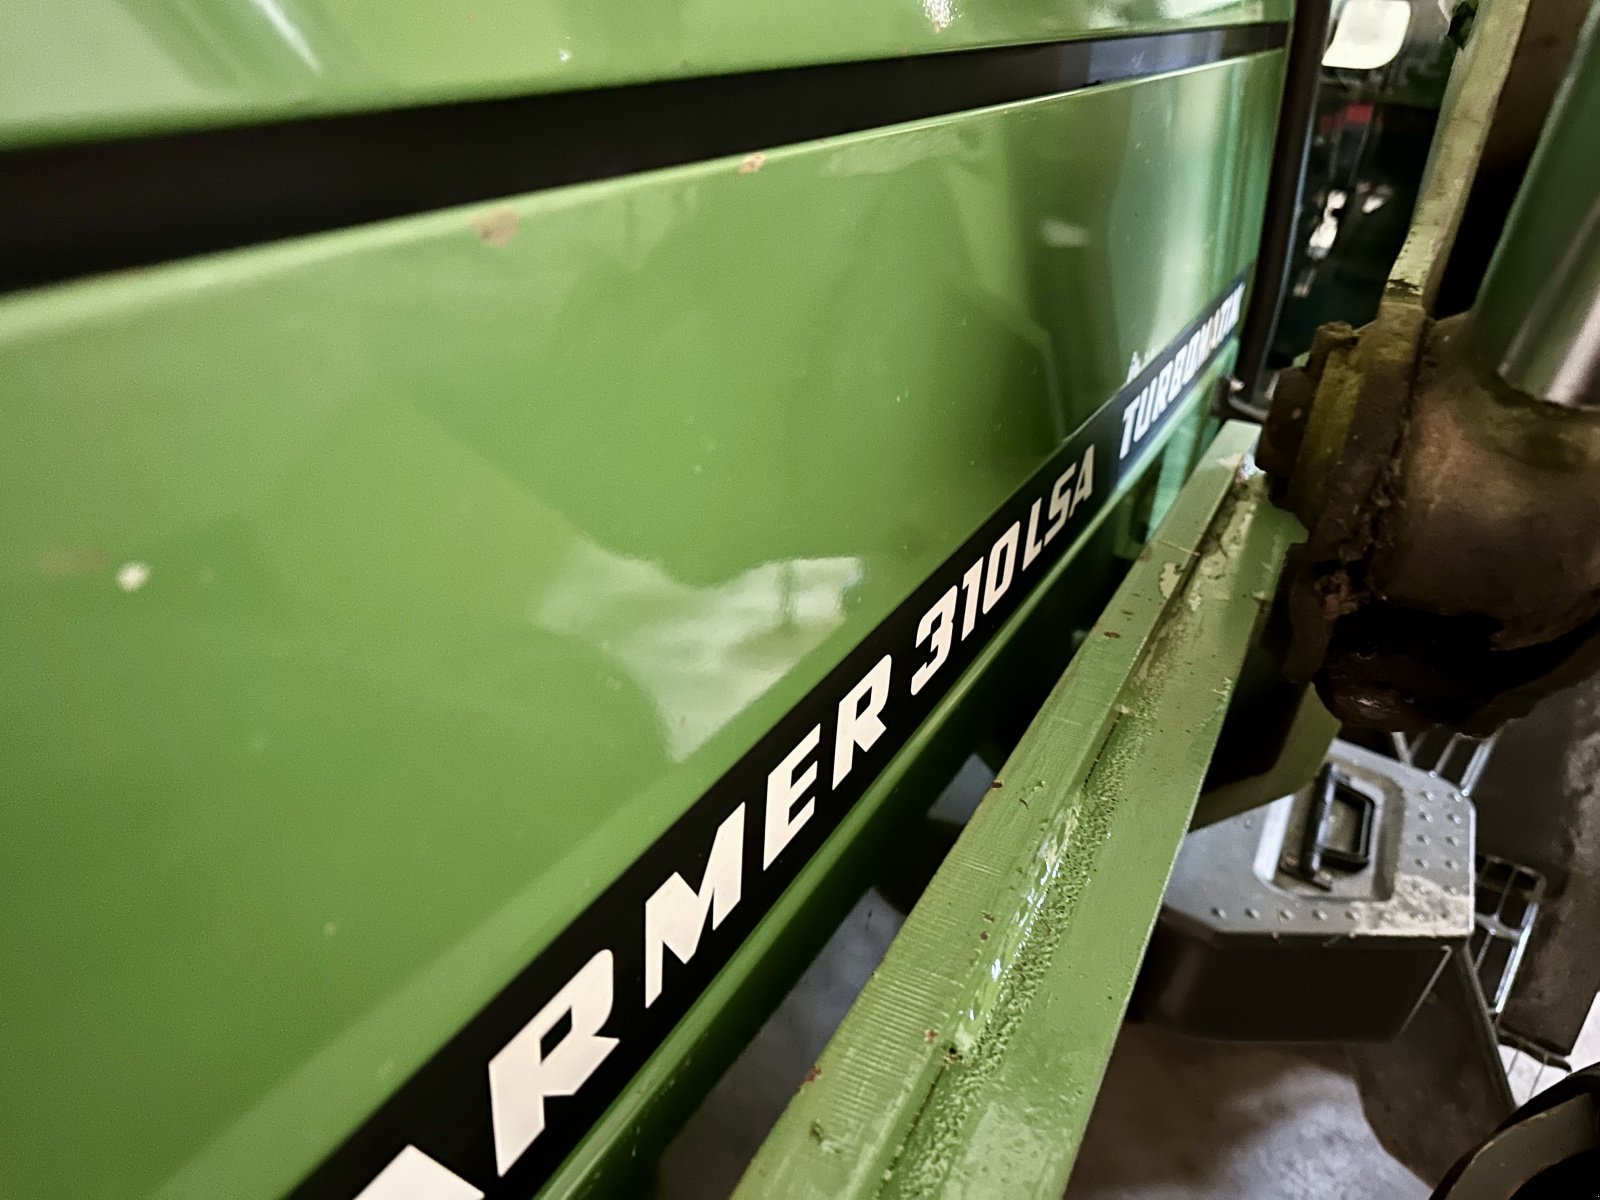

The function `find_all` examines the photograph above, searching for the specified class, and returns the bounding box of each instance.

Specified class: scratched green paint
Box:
[0,53,1283,1200]
[737,424,1304,1199]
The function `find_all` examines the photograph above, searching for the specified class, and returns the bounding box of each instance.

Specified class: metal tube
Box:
[1471,2,1600,407]
[1232,0,1334,412]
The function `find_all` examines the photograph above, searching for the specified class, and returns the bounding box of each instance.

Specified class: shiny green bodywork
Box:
[1,44,1285,1200]
[738,424,1303,1199]
[0,0,1286,147]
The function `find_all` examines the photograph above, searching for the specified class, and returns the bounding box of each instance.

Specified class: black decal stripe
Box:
[0,24,1284,294]
[290,273,1251,1200]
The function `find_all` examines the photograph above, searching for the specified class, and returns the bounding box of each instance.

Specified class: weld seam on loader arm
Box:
[735,421,1305,1199]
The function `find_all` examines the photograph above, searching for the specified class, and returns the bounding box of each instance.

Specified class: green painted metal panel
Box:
[737,423,1303,1199]
[0,0,1290,147]
[0,52,1284,1200]
[544,403,1225,1200]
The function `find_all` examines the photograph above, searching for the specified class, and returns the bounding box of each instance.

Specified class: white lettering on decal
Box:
[487,950,619,1175]
[1047,465,1077,540]
[1120,397,1141,459]
[1133,384,1152,443]
[1022,499,1046,570]
[354,1147,483,1200]
[911,585,958,696]
[981,522,1020,614]
[958,558,983,639]
[1073,445,1095,513]
[763,726,821,868]
[832,655,894,786]
[644,805,746,1006]
[1155,360,1175,416]
[1118,287,1243,462]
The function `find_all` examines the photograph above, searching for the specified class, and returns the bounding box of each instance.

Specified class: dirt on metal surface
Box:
[1265,304,1600,731]
[1257,0,1600,732]
[735,427,1302,1200]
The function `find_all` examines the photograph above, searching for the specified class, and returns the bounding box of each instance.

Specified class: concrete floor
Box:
[1066,1032,1423,1200]
[1071,994,1600,1200]
[658,892,904,1200]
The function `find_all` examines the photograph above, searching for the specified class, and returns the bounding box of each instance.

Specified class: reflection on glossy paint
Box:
[1155,0,1244,26]
[536,548,862,761]
[244,0,322,71]
[0,49,1287,1200]
[0,0,1290,145]
[1039,219,1093,249]
[820,125,967,179]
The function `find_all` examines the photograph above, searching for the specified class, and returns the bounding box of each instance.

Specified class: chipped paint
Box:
[471,206,519,246]
[116,561,150,592]
[1157,560,1183,599]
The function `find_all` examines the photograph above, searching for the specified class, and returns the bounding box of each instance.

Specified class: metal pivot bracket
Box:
[1259,0,1600,733]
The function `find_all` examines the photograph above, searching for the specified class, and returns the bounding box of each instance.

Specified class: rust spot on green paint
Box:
[472,206,519,246]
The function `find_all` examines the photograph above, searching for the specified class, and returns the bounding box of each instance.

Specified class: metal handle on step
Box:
[1290,762,1375,890]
